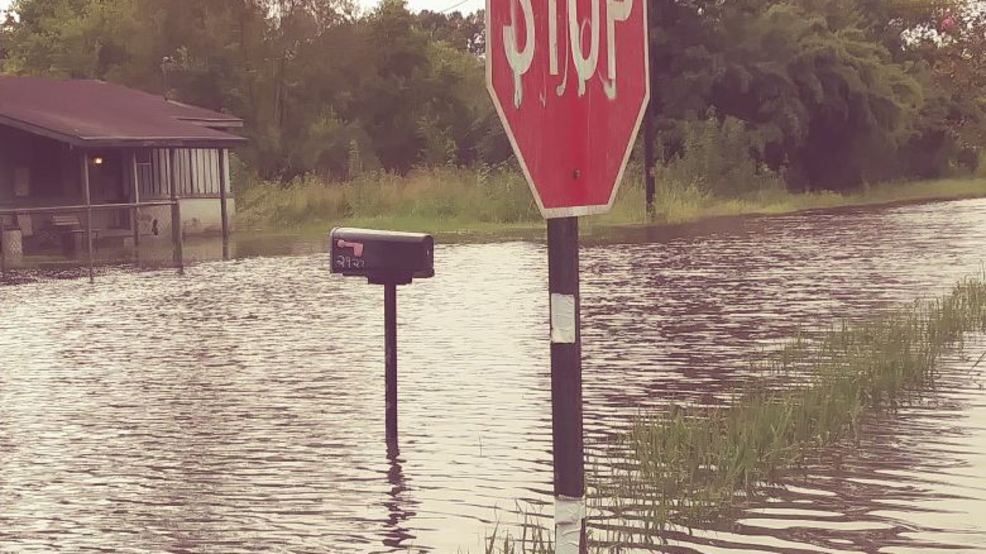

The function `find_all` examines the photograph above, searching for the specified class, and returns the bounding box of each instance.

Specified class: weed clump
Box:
[620,277,986,530]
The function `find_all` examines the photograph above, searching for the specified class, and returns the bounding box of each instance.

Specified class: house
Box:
[0,75,246,264]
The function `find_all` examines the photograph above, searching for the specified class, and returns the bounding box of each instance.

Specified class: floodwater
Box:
[1,198,986,553]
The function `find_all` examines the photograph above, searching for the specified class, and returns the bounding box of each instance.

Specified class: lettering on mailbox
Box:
[334,254,366,271]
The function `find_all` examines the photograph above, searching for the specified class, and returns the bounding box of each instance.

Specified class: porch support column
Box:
[130,150,141,254]
[169,148,184,275]
[1,218,6,280]
[80,152,94,284]
[218,148,230,260]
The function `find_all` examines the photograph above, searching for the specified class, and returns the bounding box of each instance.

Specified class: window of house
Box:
[134,150,155,197]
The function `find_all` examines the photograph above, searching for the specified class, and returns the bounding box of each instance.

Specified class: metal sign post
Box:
[486,1,650,550]
[547,217,586,548]
[644,107,657,216]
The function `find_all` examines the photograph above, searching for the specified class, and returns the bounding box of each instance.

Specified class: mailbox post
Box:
[330,228,434,441]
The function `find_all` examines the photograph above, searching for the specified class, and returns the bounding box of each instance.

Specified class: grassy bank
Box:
[486,277,986,552]
[235,166,986,238]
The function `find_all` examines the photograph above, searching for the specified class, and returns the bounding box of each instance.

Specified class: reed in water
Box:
[487,276,986,552]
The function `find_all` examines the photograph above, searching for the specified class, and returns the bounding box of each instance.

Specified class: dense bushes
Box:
[648,0,986,192]
[658,117,783,197]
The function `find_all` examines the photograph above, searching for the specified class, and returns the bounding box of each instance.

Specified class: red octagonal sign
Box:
[487,0,649,218]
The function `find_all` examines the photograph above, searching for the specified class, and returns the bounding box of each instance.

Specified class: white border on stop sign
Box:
[485,0,651,220]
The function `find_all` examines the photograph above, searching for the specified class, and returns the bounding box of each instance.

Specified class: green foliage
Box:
[660,116,781,197]
[0,0,490,180]
[0,0,983,196]
[235,162,986,236]
[235,165,540,233]
[648,0,937,190]
[416,8,485,55]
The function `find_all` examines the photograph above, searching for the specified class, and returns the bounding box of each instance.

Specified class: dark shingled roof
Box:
[0,76,247,148]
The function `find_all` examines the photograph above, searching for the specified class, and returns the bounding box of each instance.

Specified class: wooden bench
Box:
[49,214,98,254]
[50,214,82,229]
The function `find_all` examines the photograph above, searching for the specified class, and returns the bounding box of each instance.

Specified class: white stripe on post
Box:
[550,293,577,344]
[555,495,586,554]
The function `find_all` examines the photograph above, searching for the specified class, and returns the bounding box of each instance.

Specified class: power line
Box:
[440,0,471,13]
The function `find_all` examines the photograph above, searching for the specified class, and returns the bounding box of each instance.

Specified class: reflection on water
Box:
[383,439,417,551]
[1,199,986,552]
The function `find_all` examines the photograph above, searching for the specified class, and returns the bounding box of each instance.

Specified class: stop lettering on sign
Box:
[486,0,649,218]
[500,0,639,106]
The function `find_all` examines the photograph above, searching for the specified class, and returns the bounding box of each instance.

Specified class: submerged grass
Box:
[235,165,986,237]
[484,277,986,552]
[622,277,986,530]
[482,522,553,554]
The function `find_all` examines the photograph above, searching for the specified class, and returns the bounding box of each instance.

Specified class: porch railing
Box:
[0,200,175,215]
[0,200,179,280]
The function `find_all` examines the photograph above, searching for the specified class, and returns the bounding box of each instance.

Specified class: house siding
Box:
[137,148,230,200]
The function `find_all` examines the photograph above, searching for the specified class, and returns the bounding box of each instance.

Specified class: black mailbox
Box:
[329,227,436,441]
[330,227,434,285]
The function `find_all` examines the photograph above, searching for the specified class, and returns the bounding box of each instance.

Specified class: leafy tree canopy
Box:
[0,0,982,190]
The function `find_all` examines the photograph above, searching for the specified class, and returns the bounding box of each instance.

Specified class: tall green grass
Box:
[484,277,986,552]
[236,165,539,234]
[235,165,986,237]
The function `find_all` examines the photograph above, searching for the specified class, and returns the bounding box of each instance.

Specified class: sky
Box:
[0,0,485,15]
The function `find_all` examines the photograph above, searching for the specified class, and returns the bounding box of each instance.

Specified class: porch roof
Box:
[0,76,247,149]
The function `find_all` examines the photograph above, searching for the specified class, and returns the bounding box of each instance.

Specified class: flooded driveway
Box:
[2,198,986,552]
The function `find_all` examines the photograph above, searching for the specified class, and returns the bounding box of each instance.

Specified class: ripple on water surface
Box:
[1,199,986,552]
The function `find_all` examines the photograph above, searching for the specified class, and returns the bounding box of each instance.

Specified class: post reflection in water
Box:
[382,438,417,550]
[1,198,986,552]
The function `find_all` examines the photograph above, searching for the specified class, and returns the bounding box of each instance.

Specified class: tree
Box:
[2,0,980,190]
[416,9,485,55]
[647,0,945,190]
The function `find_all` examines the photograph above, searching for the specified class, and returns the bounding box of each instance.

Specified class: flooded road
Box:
[2,198,986,553]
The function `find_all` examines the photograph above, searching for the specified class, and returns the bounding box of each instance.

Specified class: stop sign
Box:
[486,0,650,218]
